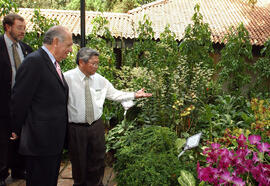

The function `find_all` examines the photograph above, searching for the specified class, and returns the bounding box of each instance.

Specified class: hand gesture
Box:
[135,88,152,99]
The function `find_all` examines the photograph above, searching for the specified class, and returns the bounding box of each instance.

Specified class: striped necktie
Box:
[85,76,94,124]
[12,43,21,70]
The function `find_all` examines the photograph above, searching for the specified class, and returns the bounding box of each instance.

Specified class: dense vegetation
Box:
[1,1,269,185]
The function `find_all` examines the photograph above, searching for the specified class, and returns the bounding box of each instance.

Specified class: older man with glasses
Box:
[64,47,152,186]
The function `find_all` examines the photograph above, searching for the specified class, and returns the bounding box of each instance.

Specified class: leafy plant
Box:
[113,126,182,186]
[0,0,18,34]
[24,9,59,50]
[253,39,270,94]
[106,119,137,153]
[250,98,270,143]
[197,95,251,141]
[217,23,253,96]
[122,14,213,136]
[178,170,196,186]
[0,0,17,17]
[179,4,214,69]
[66,0,106,11]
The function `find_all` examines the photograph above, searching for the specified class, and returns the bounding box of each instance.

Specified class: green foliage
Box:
[197,95,252,141]
[0,0,17,17]
[253,39,270,94]
[121,13,213,137]
[0,0,18,33]
[217,23,253,95]
[23,9,59,50]
[106,119,136,152]
[179,4,214,68]
[66,0,105,11]
[105,0,155,12]
[14,0,155,12]
[113,126,182,186]
[14,0,70,9]
[178,170,196,186]
[110,0,139,13]
[249,98,270,143]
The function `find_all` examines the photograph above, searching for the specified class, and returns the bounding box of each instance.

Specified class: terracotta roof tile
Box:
[1,0,269,46]
[128,0,270,45]
[16,8,134,38]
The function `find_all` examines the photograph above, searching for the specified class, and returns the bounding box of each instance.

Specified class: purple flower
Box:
[197,134,269,186]
[252,152,259,163]
[197,166,216,183]
[211,143,221,150]
[220,171,233,183]
[237,134,247,147]
[257,142,270,153]
[248,135,261,145]
[235,148,250,160]
[219,155,231,170]
[232,176,245,186]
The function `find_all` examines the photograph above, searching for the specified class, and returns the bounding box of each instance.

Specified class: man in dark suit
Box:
[11,25,73,186]
[0,13,33,186]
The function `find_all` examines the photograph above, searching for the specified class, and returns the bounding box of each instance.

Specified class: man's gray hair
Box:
[76,47,99,65]
[43,26,69,45]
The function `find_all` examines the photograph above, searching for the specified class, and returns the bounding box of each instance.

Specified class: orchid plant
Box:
[197,134,270,185]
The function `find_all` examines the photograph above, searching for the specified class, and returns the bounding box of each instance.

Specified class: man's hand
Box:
[135,88,152,99]
[10,132,18,140]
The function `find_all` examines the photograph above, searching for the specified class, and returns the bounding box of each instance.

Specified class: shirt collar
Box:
[42,45,56,65]
[76,67,94,82]
[4,34,15,47]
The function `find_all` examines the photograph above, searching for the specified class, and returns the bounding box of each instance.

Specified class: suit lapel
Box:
[39,48,66,88]
[0,35,12,68]
[19,42,30,57]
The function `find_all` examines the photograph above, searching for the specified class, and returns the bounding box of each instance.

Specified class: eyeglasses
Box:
[89,63,99,67]
[15,26,26,31]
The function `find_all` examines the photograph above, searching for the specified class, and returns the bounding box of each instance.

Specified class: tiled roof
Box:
[128,0,270,46]
[5,0,270,46]
[17,8,134,38]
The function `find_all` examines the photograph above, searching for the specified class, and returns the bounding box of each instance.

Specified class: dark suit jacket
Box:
[0,35,33,120]
[11,48,69,156]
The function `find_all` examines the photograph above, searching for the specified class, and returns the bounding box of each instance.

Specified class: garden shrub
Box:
[121,13,214,136]
[179,4,214,69]
[105,119,137,153]
[23,9,59,50]
[250,98,270,143]
[217,23,253,96]
[253,39,270,95]
[0,0,17,16]
[113,126,183,186]
[197,95,251,141]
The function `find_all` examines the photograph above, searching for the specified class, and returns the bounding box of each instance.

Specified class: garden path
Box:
[5,161,116,186]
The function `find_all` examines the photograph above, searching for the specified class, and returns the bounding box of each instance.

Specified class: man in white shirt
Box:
[64,47,152,186]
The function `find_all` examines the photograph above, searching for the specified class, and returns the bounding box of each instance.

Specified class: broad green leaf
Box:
[178,170,196,186]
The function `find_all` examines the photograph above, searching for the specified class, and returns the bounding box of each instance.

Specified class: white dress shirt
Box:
[64,67,135,123]
[4,34,25,87]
